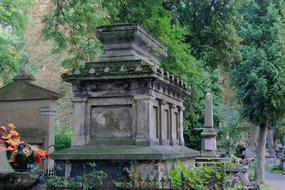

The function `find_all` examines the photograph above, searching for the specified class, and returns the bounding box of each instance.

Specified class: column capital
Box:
[177,106,184,111]
[158,99,167,105]
[134,95,155,101]
[168,103,177,109]
[40,107,57,116]
[72,97,88,103]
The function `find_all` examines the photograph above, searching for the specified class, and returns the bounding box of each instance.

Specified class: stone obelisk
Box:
[201,93,217,157]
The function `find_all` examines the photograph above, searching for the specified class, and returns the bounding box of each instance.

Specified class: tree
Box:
[0,0,32,83]
[231,0,285,183]
[42,0,109,69]
[169,0,242,69]
[106,0,223,149]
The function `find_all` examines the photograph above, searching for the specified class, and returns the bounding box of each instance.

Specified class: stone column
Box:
[71,97,87,146]
[160,100,168,145]
[267,125,276,157]
[201,93,217,157]
[40,106,57,169]
[157,99,163,145]
[134,95,154,146]
[177,106,185,145]
[168,103,174,145]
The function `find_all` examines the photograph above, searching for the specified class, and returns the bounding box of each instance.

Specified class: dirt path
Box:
[265,172,285,190]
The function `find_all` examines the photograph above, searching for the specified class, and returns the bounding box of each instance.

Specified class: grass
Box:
[266,165,285,175]
[260,184,271,190]
[227,184,271,190]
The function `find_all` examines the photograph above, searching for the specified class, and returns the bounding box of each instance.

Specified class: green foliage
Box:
[168,161,228,190]
[47,175,66,187]
[54,127,72,151]
[172,0,242,69]
[231,0,285,125]
[109,0,197,81]
[0,0,32,83]
[266,164,284,175]
[42,0,109,69]
[107,0,224,149]
[47,163,107,190]
[217,104,242,155]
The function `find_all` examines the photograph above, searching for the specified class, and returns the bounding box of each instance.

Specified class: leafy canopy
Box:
[42,0,109,69]
[231,0,285,124]
[0,0,32,83]
[172,0,242,69]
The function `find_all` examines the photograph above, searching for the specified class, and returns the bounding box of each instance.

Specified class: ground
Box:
[265,172,285,190]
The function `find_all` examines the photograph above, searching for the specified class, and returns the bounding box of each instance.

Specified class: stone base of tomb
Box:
[195,156,223,163]
[52,145,199,180]
[0,171,41,190]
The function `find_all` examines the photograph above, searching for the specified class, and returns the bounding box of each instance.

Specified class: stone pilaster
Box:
[71,97,87,146]
[159,100,168,145]
[178,106,185,145]
[134,95,154,146]
[168,103,174,145]
[40,106,57,169]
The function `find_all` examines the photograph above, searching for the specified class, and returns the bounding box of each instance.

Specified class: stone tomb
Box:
[53,24,199,179]
[0,73,61,168]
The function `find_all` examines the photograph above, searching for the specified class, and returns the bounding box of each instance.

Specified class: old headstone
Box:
[282,126,285,171]
[0,72,61,169]
[267,125,276,157]
[52,24,199,179]
[200,93,217,158]
[245,127,256,158]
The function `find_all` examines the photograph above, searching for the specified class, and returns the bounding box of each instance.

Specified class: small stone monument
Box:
[282,126,285,171]
[200,93,217,158]
[53,24,199,179]
[267,125,276,157]
[0,70,61,169]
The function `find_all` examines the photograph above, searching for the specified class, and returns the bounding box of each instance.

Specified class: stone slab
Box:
[52,145,199,160]
[91,105,133,138]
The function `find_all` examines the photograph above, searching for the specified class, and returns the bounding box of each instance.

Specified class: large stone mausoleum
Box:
[53,24,199,179]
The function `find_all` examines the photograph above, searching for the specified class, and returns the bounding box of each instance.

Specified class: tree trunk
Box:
[256,122,268,184]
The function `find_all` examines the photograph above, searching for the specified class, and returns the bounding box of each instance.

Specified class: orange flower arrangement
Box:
[0,123,49,171]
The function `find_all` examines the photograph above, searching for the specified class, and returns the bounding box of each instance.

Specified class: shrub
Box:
[168,161,228,190]
[54,127,72,151]
[47,163,107,190]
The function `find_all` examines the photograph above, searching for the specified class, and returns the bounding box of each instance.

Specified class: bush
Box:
[167,161,228,190]
[47,163,107,190]
[54,127,72,151]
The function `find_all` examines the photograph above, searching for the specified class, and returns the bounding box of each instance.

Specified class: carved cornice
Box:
[62,60,190,95]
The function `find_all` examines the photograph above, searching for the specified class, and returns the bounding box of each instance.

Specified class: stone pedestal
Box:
[201,129,217,157]
[52,24,199,179]
[0,150,41,189]
[200,93,217,158]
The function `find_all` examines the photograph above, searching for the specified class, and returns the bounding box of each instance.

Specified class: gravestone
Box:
[195,93,221,163]
[282,126,285,171]
[201,93,217,157]
[245,127,256,158]
[0,72,61,169]
[267,125,276,157]
[52,24,199,179]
